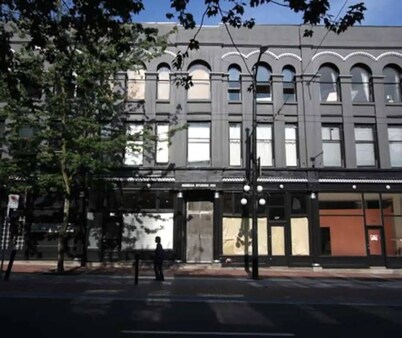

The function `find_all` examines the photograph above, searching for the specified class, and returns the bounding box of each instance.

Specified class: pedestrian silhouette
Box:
[154,236,164,281]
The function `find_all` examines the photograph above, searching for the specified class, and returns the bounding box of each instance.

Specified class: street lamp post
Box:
[251,46,269,280]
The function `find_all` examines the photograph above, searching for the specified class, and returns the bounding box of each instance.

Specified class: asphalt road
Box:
[1,275,402,337]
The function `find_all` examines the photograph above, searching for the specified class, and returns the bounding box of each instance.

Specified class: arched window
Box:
[157,64,170,100]
[282,66,296,102]
[127,65,146,100]
[384,65,402,103]
[228,65,241,101]
[351,65,373,102]
[318,64,340,102]
[188,63,210,100]
[256,64,272,102]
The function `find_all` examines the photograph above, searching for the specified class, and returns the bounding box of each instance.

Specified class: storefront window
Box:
[291,194,307,215]
[319,193,366,256]
[268,194,285,221]
[382,194,402,257]
[158,191,173,210]
[222,218,267,255]
[364,193,382,225]
[291,217,310,256]
[271,226,285,256]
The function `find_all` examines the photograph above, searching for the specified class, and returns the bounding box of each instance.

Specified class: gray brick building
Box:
[18,24,402,269]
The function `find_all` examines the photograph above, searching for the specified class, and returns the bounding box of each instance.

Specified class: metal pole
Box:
[251,60,259,280]
[0,205,10,280]
[251,46,269,280]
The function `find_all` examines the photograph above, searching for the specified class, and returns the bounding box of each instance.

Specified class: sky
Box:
[136,0,402,27]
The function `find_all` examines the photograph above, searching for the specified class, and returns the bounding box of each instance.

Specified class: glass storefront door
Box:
[367,227,385,266]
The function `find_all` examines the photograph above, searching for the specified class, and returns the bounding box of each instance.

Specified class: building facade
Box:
[14,24,402,269]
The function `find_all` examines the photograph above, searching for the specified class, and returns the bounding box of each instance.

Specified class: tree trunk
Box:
[57,195,70,273]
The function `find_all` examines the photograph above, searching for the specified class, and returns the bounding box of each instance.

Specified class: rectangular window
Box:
[188,122,210,165]
[355,126,376,167]
[156,124,169,164]
[228,80,241,101]
[124,123,143,166]
[127,68,145,100]
[322,126,342,167]
[229,123,241,166]
[256,82,272,102]
[257,125,273,166]
[285,125,298,167]
[388,127,402,167]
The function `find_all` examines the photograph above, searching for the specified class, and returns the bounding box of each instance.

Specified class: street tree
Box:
[0,2,169,272]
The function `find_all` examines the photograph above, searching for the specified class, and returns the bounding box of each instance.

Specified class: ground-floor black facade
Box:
[5,169,402,269]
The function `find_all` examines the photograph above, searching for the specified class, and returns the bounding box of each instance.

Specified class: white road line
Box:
[121,330,295,336]
[249,281,263,288]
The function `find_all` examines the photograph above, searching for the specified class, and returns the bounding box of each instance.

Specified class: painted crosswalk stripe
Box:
[121,330,295,336]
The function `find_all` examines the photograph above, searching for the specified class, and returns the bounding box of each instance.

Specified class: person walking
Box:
[154,236,164,281]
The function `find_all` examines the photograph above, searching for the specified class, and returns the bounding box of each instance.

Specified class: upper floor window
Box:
[388,127,402,167]
[127,66,146,100]
[229,123,241,166]
[157,64,170,100]
[318,64,340,102]
[322,126,343,167]
[285,125,298,166]
[384,65,402,103]
[156,123,169,164]
[256,64,272,102]
[283,66,296,102]
[351,65,373,102]
[257,124,273,166]
[355,126,376,167]
[187,122,210,165]
[188,63,210,100]
[228,65,241,101]
[124,123,143,166]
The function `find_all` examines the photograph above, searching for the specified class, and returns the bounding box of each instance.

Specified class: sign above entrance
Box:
[181,183,219,189]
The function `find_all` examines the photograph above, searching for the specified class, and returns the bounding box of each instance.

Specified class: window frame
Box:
[229,122,242,167]
[388,126,402,167]
[127,66,146,101]
[156,123,169,164]
[255,64,272,102]
[187,63,211,101]
[351,65,373,103]
[285,124,298,167]
[383,65,402,103]
[282,66,297,103]
[354,125,377,167]
[318,65,341,102]
[187,122,211,165]
[228,65,241,102]
[124,123,144,166]
[256,124,274,167]
[157,65,170,101]
[322,125,343,167]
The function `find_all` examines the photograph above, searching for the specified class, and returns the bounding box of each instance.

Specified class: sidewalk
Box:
[6,260,402,279]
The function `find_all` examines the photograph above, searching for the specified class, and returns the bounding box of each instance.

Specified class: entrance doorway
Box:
[186,201,213,263]
[367,227,385,266]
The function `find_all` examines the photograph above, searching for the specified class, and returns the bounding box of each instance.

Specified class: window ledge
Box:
[385,102,402,106]
[352,102,375,106]
[320,101,342,105]
[187,99,212,103]
[228,101,242,105]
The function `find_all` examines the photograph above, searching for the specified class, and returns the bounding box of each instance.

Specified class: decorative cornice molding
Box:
[312,51,402,62]
[164,50,177,58]
[221,49,302,62]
